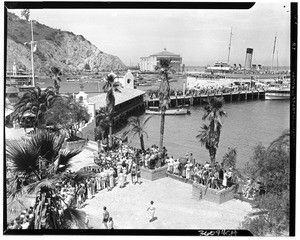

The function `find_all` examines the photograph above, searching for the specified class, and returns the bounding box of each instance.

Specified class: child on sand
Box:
[108,217,114,229]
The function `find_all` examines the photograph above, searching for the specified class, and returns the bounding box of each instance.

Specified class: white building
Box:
[140,48,182,72]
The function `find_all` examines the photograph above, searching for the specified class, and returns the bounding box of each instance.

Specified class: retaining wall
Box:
[140,165,168,181]
[192,182,235,204]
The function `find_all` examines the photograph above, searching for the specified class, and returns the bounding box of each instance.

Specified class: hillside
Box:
[6,12,127,75]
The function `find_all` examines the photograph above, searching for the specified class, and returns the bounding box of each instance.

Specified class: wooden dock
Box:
[145,90,265,108]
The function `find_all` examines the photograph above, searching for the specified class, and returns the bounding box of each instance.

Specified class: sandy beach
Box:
[81,176,253,229]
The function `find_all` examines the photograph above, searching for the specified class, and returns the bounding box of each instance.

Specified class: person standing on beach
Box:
[147,201,156,222]
[102,206,110,229]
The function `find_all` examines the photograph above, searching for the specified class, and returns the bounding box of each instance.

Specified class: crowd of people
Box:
[7,137,265,229]
[165,153,235,190]
[147,84,264,100]
[7,207,34,230]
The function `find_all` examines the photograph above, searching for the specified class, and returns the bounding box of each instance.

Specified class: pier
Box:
[145,90,265,108]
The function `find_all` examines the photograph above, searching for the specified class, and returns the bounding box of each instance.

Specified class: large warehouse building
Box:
[140,48,182,72]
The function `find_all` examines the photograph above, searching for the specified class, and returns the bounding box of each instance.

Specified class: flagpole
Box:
[31,20,35,87]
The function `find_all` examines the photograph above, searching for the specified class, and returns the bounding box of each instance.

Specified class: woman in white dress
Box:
[109,168,115,190]
[173,159,179,175]
[222,170,228,188]
[87,178,92,199]
[185,161,192,180]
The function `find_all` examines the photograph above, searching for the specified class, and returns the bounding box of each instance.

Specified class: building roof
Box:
[150,49,180,57]
[87,87,145,109]
[6,86,19,94]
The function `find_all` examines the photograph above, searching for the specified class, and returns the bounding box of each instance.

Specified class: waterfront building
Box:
[75,73,145,140]
[115,70,135,89]
[140,48,182,72]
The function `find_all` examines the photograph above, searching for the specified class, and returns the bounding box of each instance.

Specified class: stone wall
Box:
[166,172,193,184]
[140,165,168,181]
[192,182,235,204]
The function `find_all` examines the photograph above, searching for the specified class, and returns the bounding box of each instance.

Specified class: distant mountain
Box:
[6,12,127,75]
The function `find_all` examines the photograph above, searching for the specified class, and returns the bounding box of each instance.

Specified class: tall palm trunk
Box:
[139,134,145,151]
[159,109,166,150]
[209,148,216,164]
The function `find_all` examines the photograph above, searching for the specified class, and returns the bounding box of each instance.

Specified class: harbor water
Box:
[123,100,290,169]
[38,75,290,169]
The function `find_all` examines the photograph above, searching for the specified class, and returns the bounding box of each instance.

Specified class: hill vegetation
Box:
[6,12,127,75]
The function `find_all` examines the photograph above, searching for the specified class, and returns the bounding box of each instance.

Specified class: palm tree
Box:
[155,58,174,151]
[102,72,121,149]
[6,129,86,229]
[124,116,152,151]
[95,108,110,142]
[50,66,62,94]
[12,86,57,130]
[196,97,227,164]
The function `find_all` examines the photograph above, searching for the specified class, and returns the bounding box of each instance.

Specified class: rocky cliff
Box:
[6,12,127,75]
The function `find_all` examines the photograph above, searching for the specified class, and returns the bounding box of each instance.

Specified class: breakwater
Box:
[145,90,265,108]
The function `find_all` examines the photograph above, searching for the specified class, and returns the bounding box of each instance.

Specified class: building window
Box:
[127,79,131,84]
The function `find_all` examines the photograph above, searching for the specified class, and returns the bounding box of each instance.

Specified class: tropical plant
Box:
[102,73,121,149]
[6,130,85,229]
[45,96,90,141]
[155,58,175,151]
[95,108,110,141]
[12,86,57,129]
[21,9,30,21]
[241,130,290,236]
[222,147,237,169]
[124,116,152,151]
[50,66,62,94]
[196,97,227,163]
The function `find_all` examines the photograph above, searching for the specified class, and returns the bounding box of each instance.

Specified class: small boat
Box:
[145,108,190,115]
[265,84,290,100]
[139,82,152,86]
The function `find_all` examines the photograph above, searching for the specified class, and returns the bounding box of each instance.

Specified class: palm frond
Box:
[61,207,86,229]
[142,115,153,127]
[24,178,58,195]
[55,149,82,173]
[6,140,40,174]
[131,131,139,140]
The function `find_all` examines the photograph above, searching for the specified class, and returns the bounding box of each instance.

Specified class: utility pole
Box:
[31,20,35,87]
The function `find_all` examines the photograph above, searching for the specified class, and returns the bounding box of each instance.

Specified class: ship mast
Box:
[227,27,233,64]
[271,33,277,72]
[277,50,279,72]
[30,20,35,87]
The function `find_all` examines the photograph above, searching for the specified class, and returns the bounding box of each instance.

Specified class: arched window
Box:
[127,79,131,84]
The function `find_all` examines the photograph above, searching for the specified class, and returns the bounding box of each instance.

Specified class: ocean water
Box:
[123,100,290,169]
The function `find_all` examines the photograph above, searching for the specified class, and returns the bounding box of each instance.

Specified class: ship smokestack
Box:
[244,48,253,70]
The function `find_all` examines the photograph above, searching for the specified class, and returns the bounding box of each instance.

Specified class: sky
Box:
[7,2,291,67]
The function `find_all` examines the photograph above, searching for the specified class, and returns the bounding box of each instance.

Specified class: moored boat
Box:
[265,85,290,100]
[145,108,190,115]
